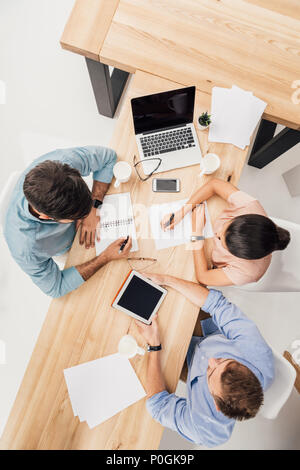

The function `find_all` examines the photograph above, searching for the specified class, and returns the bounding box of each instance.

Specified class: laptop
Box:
[131,86,202,175]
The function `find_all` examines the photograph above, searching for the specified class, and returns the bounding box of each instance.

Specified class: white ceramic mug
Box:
[113,161,132,188]
[118,335,145,359]
[199,153,220,177]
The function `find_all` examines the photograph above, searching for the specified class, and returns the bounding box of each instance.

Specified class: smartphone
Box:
[152,178,180,193]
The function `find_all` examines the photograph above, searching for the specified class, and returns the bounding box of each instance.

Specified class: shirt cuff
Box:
[93,167,114,184]
[201,289,223,314]
[63,266,85,291]
[146,390,170,418]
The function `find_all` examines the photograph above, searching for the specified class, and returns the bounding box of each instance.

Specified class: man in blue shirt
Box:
[4,146,132,298]
[135,273,274,447]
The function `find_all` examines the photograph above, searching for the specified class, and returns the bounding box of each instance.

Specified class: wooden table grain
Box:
[61,0,300,129]
[0,70,250,449]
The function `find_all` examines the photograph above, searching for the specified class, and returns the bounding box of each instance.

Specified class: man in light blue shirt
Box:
[4,146,132,298]
[135,273,274,447]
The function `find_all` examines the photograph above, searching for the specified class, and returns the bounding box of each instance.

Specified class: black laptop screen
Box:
[131,86,195,134]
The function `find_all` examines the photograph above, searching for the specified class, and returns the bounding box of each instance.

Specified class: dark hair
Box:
[214,361,264,421]
[225,214,290,260]
[23,160,92,220]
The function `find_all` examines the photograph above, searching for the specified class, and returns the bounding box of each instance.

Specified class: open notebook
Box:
[148,198,214,250]
[96,192,138,255]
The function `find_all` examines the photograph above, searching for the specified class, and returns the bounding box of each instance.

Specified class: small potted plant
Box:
[198,111,211,130]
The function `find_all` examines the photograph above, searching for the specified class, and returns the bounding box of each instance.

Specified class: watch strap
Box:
[147,344,162,352]
[190,235,205,242]
[93,199,103,209]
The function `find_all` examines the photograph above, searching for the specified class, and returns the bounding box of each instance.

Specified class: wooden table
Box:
[0,70,249,450]
[61,0,300,168]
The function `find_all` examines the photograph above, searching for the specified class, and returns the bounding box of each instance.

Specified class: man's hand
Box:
[135,315,161,347]
[76,208,100,249]
[103,237,132,262]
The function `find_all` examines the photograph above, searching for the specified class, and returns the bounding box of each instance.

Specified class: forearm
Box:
[193,246,209,283]
[147,351,166,398]
[91,180,109,202]
[163,275,209,308]
[76,252,109,281]
[182,178,238,217]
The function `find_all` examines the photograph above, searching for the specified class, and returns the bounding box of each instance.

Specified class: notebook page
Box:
[96,192,138,255]
[148,199,214,250]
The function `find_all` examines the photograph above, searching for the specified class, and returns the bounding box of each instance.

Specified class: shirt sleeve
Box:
[15,253,84,298]
[62,146,117,184]
[227,190,257,208]
[147,391,203,444]
[201,289,262,341]
[147,391,230,447]
[221,265,254,286]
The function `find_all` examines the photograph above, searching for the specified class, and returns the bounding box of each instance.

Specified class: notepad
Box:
[148,199,214,250]
[96,192,138,255]
[208,85,267,149]
[64,353,146,429]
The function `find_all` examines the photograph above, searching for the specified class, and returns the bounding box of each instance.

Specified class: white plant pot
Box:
[197,122,210,131]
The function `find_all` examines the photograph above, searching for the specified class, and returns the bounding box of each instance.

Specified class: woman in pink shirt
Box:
[161,178,290,286]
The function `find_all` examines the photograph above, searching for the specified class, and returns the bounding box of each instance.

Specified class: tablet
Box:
[111,270,167,325]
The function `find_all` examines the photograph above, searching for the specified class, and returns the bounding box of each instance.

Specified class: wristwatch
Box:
[190,235,205,242]
[93,199,103,209]
[147,344,162,352]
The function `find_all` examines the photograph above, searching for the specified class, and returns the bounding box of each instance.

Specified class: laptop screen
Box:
[131,86,195,134]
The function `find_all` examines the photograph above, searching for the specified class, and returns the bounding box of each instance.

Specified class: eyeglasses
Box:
[133,155,162,182]
[127,257,157,271]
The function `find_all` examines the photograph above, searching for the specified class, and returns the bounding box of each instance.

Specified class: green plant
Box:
[198,111,211,127]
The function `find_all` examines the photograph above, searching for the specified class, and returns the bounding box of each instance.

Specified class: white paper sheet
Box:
[95,192,138,255]
[208,85,267,149]
[148,199,214,250]
[64,353,146,429]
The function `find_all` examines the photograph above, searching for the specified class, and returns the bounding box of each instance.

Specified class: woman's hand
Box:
[135,315,161,347]
[160,209,183,231]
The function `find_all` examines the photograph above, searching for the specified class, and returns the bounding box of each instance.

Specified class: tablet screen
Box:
[117,274,164,321]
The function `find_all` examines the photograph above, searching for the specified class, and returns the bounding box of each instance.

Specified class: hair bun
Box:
[276,226,291,251]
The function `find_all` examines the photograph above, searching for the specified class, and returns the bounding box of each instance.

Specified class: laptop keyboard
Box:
[140,127,196,157]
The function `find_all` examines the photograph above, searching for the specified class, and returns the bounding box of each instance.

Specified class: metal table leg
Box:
[248,119,300,169]
[85,58,130,118]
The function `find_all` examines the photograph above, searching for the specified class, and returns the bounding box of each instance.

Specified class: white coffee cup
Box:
[199,153,220,177]
[118,335,145,359]
[113,161,132,188]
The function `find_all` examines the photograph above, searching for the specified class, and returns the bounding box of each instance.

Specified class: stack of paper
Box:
[208,85,267,149]
[64,354,146,428]
[96,192,138,255]
[148,199,214,251]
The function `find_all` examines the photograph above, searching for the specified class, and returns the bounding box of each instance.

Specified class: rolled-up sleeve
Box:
[147,391,201,444]
[63,146,117,184]
[147,391,231,447]
[16,254,84,298]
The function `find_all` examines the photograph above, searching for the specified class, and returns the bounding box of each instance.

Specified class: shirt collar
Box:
[189,351,264,389]
[22,197,58,224]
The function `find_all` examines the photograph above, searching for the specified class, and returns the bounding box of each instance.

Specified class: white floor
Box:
[0,0,300,450]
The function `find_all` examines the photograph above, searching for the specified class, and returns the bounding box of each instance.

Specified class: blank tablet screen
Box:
[117,275,164,321]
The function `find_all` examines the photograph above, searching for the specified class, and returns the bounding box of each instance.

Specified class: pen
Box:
[164,213,175,229]
[119,235,129,254]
